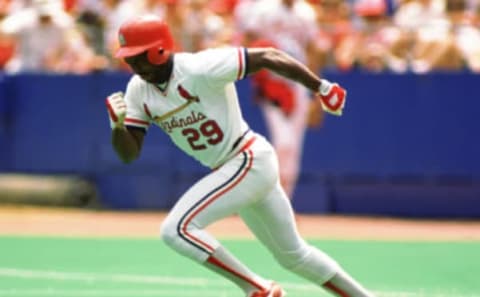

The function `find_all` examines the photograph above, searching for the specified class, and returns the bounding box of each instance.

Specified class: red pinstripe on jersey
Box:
[105,99,118,122]
[124,118,149,126]
[238,137,256,154]
[236,48,245,81]
[143,103,153,119]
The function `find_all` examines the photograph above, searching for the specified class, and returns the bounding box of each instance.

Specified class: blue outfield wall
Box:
[0,74,10,170]
[0,72,479,217]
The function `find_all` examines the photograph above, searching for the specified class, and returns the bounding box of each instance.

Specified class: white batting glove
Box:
[105,91,126,129]
[317,79,347,116]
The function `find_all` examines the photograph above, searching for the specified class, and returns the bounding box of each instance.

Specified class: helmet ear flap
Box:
[147,47,170,65]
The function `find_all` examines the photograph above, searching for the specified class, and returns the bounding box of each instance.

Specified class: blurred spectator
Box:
[327,0,396,72]
[234,0,257,44]
[312,0,356,71]
[393,0,445,28]
[0,0,76,72]
[208,0,239,47]
[0,0,109,73]
[183,0,228,51]
[0,0,14,68]
[390,0,462,73]
[445,0,480,72]
[0,0,475,74]
[162,0,189,51]
[352,0,392,72]
[48,17,109,73]
[87,0,144,69]
[76,8,106,56]
[64,0,76,12]
[351,0,418,73]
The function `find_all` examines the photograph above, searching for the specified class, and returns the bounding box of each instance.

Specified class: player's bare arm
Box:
[106,92,145,163]
[111,127,144,163]
[246,47,321,92]
[246,47,347,116]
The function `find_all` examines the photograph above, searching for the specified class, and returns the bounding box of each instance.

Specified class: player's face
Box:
[124,53,171,84]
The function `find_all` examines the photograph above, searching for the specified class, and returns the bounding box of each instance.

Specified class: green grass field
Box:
[0,237,478,297]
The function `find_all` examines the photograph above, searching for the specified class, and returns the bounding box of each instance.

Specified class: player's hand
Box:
[317,79,347,116]
[105,91,126,129]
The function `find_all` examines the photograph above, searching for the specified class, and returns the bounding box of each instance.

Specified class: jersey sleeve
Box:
[123,77,151,130]
[195,47,248,86]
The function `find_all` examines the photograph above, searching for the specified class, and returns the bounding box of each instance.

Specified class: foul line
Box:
[0,267,209,286]
[0,289,221,296]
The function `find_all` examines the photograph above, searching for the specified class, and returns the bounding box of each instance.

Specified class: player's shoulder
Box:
[124,74,149,100]
[174,47,240,73]
[175,48,239,64]
[126,74,145,89]
[172,52,197,71]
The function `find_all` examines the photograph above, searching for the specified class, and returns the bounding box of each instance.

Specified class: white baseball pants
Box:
[160,133,339,284]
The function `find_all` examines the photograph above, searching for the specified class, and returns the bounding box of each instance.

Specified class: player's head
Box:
[115,15,174,65]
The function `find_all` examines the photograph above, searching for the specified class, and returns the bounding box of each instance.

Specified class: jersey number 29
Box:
[182,120,224,150]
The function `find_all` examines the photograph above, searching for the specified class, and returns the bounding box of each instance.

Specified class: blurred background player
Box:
[235,0,324,199]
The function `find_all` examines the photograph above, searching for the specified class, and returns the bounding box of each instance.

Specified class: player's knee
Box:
[159,216,180,246]
[272,246,309,270]
[275,245,340,281]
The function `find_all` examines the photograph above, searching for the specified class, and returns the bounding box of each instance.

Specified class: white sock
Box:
[204,246,270,295]
[323,270,375,297]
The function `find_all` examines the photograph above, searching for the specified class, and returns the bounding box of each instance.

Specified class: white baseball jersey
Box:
[123,47,251,169]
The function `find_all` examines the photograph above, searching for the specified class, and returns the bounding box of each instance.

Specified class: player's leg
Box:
[159,146,276,296]
[238,150,374,296]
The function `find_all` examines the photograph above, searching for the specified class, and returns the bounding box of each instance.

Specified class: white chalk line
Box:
[0,289,228,297]
[0,268,476,297]
[0,267,207,286]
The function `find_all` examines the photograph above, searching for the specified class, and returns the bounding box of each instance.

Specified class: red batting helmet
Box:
[115,15,174,65]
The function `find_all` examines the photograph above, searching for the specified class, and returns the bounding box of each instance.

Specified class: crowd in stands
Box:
[0,0,478,74]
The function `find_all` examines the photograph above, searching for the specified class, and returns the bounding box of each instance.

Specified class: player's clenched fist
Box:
[105,92,126,129]
[317,79,347,116]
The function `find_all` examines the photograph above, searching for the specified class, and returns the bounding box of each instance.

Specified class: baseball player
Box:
[106,15,373,297]
[236,0,323,198]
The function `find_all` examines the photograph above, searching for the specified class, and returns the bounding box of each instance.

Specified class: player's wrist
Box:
[316,79,346,117]
[107,108,125,129]
[318,79,333,96]
[109,118,125,130]
[106,92,126,129]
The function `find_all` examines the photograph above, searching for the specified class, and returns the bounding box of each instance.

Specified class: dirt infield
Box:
[1,205,479,240]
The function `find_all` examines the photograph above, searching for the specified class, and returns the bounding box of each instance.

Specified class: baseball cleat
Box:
[249,282,286,297]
